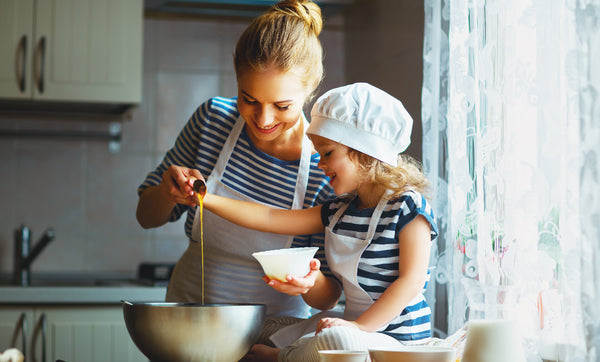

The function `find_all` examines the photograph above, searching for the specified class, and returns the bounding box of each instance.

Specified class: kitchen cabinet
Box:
[0,305,146,362]
[0,0,142,104]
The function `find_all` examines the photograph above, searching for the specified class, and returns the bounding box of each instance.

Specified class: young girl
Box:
[199,83,437,361]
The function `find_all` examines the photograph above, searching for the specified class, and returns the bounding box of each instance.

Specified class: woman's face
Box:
[237,66,309,144]
[311,135,360,195]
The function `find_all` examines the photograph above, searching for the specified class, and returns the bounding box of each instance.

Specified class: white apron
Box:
[270,192,392,347]
[166,115,313,318]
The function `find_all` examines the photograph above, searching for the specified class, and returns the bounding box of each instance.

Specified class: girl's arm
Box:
[202,193,325,236]
[205,193,340,307]
[317,215,432,333]
[354,215,432,331]
[302,269,343,310]
[266,259,343,310]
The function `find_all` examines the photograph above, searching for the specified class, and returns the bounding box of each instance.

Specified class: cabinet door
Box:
[33,0,142,103]
[34,306,147,362]
[0,0,34,99]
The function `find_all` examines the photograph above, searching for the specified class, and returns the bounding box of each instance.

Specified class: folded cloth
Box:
[426,324,468,359]
[270,310,344,348]
[0,348,24,362]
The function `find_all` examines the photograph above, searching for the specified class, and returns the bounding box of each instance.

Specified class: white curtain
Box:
[422,0,600,360]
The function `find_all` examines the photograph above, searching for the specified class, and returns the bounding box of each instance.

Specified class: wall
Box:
[0,11,346,276]
[343,0,424,161]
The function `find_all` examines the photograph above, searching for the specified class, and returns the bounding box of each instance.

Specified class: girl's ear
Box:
[345,147,361,162]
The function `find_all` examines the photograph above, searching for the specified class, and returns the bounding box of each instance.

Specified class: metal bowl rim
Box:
[122,301,266,308]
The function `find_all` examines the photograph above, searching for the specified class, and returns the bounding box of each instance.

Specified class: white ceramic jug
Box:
[462,319,526,362]
[461,280,526,362]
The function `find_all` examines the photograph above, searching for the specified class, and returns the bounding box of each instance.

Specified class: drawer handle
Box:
[18,36,27,93]
[37,36,46,94]
[41,313,47,362]
[12,313,28,358]
[32,313,47,362]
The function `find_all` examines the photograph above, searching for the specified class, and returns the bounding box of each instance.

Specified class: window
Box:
[422,0,600,360]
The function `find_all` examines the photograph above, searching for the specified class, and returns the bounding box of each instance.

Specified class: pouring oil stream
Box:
[193,179,207,305]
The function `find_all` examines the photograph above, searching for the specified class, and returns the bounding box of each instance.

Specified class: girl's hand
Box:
[263,259,320,296]
[316,317,359,334]
[159,165,204,206]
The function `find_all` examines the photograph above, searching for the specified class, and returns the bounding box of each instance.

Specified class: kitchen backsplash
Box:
[0,14,346,275]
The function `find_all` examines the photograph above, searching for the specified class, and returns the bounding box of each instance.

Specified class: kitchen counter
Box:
[0,273,167,304]
[0,285,166,304]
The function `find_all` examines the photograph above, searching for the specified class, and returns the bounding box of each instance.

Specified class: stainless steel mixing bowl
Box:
[122,301,266,362]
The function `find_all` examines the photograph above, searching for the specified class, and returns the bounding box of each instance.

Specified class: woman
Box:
[135,0,336,344]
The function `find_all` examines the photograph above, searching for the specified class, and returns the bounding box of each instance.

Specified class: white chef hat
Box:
[307,82,413,166]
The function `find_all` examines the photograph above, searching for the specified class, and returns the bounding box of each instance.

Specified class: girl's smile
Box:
[310,135,359,195]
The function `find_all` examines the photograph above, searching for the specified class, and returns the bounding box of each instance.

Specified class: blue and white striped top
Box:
[138,96,335,272]
[320,190,438,342]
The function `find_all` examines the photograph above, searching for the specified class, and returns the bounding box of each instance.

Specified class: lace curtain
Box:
[422,0,600,360]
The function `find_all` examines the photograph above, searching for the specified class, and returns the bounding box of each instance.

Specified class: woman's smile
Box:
[255,122,281,133]
[237,66,309,146]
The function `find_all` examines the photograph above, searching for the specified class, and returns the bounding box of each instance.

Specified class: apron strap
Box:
[206,116,245,192]
[291,115,312,210]
[204,114,312,248]
[328,190,392,240]
[329,192,356,227]
[365,190,393,240]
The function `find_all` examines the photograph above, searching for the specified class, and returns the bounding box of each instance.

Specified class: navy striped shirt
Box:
[320,190,438,342]
[138,96,336,273]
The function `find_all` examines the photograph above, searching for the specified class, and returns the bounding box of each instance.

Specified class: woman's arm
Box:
[136,185,176,228]
[136,165,202,228]
[317,215,432,333]
[202,192,325,235]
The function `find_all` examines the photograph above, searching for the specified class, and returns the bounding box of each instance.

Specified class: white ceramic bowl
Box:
[252,247,319,282]
[369,346,457,362]
[318,350,368,362]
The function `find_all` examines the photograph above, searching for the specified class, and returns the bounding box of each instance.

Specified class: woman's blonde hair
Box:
[349,150,431,199]
[234,0,324,98]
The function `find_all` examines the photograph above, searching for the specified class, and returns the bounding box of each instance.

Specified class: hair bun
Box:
[273,0,323,36]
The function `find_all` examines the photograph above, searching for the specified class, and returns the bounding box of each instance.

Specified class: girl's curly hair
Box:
[348,149,431,199]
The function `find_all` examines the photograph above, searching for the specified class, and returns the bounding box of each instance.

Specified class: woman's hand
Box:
[263,259,321,296]
[159,165,204,207]
[137,165,205,229]
[316,317,360,334]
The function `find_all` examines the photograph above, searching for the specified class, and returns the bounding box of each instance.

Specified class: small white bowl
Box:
[252,247,319,282]
[318,350,368,362]
[369,346,457,362]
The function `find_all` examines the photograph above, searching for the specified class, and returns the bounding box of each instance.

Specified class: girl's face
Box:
[311,135,360,195]
[237,65,310,145]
